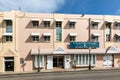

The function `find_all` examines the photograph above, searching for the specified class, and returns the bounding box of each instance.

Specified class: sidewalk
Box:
[0,68,120,76]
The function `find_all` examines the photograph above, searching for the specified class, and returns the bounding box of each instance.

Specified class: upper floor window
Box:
[106,34,110,41]
[92,22,98,29]
[5,20,12,33]
[56,21,62,41]
[44,21,50,27]
[32,21,39,27]
[115,22,120,29]
[44,36,50,42]
[69,36,76,41]
[32,36,39,42]
[115,34,120,42]
[69,22,76,28]
[6,36,12,42]
[92,36,98,42]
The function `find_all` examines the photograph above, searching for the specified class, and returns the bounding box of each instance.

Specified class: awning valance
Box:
[31,19,39,21]
[69,33,77,36]
[105,21,113,23]
[115,21,120,23]
[3,33,12,36]
[31,49,39,55]
[92,20,101,23]
[55,19,63,22]
[3,18,12,20]
[31,33,40,36]
[43,33,51,36]
[116,33,120,36]
[92,33,101,36]
[43,19,51,21]
[69,20,77,22]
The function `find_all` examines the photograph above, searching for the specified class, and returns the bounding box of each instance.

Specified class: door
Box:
[4,57,14,71]
[47,56,53,69]
[103,55,113,67]
[53,56,64,68]
[64,55,71,69]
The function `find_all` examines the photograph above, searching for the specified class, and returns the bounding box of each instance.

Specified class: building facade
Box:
[0,11,120,72]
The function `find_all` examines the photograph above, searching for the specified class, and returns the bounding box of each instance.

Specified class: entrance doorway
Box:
[4,57,14,71]
[53,56,64,68]
[103,55,113,67]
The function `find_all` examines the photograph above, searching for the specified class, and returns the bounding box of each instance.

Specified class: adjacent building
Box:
[0,11,120,72]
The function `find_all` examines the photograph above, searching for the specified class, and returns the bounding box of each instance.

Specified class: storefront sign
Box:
[70,42,99,49]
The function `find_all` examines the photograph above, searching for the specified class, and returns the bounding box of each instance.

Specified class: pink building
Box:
[0,11,120,72]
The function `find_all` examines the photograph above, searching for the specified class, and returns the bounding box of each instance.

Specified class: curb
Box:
[0,68,120,76]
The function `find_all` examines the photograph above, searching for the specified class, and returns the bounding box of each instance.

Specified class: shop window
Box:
[34,55,44,68]
[74,54,96,66]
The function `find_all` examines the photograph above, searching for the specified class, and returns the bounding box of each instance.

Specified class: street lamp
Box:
[38,47,40,72]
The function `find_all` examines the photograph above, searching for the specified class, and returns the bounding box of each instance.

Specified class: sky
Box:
[0,0,120,15]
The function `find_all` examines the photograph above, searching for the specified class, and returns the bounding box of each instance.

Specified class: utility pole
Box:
[88,18,91,70]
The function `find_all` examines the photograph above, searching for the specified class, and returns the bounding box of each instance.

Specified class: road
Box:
[0,70,120,80]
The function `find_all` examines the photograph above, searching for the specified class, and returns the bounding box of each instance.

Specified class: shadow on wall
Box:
[64,34,70,42]
[64,21,70,29]
[24,50,33,61]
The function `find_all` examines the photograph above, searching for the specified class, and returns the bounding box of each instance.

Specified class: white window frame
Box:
[34,55,44,68]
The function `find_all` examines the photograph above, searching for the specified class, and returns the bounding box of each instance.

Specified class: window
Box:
[6,36,12,42]
[115,23,120,29]
[106,23,111,41]
[106,34,110,41]
[56,21,62,41]
[32,21,39,27]
[70,36,76,41]
[34,55,44,68]
[44,21,50,27]
[5,20,12,33]
[115,35,120,42]
[32,36,39,42]
[74,54,96,66]
[92,22,98,29]
[69,22,75,28]
[92,36,98,42]
[44,36,50,42]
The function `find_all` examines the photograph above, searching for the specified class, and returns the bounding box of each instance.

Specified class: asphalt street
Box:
[0,70,120,80]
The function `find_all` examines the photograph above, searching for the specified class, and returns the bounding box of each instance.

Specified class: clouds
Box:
[0,0,65,13]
